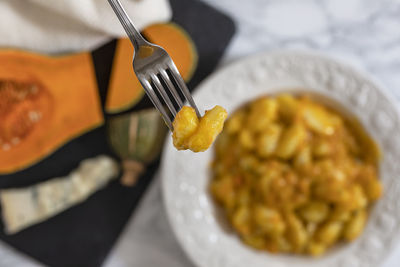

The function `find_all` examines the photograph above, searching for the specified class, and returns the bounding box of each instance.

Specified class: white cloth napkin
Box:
[0,0,172,53]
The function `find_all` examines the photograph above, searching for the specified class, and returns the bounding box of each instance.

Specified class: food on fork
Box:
[210,93,382,256]
[172,105,227,152]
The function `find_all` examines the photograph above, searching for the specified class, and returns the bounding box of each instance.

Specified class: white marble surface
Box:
[208,0,400,104]
[1,0,400,266]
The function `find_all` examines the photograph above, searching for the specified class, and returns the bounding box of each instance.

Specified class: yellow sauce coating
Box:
[172,105,227,152]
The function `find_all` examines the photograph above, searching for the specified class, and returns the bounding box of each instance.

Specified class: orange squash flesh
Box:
[105,38,145,114]
[142,23,198,81]
[0,51,103,174]
[105,22,198,114]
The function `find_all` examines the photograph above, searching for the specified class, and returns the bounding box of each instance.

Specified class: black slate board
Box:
[0,0,235,267]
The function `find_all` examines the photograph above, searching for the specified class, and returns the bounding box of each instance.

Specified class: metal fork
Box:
[107,0,200,130]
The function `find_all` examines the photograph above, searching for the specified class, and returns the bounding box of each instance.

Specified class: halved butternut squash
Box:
[0,51,103,174]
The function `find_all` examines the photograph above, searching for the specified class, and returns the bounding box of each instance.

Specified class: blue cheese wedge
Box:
[0,155,119,234]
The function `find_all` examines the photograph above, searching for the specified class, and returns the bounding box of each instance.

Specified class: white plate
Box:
[161,51,400,267]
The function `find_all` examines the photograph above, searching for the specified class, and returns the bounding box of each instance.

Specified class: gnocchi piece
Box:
[239,154,259,172]
[312,172,351,204]
[315,221,343,245]
[258,166,282,199]
[341,184,368,211]
[232,205,251,236]
[294,145,312,169]
[329,205,351,222]
[247,97,278,132]
[187,106,228,152]
[172,106,199,149]
[312,138,333,157]
[256,123,282,157]
[225,110,245,135]
[343,209,367,241]
[239,129,255,150]
[357,166,383,201]
[243,235,266,250]
[277,93,298,122]
[173,105,227,152]
[302,102,341,135]
[276,123,306,159]
[253,205,286,236]
[363,179,383,201]
[342,126,361,155]
[286,213,308,252]
[298,201,329,223]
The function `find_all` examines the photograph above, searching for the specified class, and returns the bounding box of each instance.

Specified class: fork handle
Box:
[107,0,147,51]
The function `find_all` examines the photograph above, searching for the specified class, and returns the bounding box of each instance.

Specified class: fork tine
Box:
[167,62,201,117]
[138,75,173,130]
[159,69,184,108]
[150,73,177,116]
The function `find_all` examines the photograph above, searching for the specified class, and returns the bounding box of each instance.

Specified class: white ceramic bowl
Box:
[161,51,400,267]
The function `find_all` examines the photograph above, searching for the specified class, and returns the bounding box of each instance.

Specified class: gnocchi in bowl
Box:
[210,93,382,256]
[161,52,400,267]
